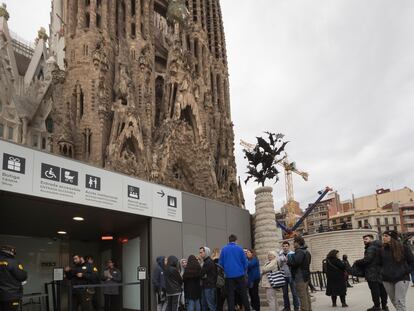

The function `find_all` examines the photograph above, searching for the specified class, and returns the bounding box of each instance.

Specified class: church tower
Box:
[49,0,244,206]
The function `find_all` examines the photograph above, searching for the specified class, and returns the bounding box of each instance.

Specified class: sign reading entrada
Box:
[0,140,182,222]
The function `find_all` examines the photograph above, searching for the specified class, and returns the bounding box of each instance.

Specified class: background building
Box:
[306,192,341,234]
[399,203,414,233]
[329,211,355,231]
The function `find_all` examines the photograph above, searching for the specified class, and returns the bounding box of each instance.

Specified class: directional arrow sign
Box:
[157,190,165,197]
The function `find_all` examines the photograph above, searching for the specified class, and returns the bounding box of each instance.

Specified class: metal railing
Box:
[309,271,359,291]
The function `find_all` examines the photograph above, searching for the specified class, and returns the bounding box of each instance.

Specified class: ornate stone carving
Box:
[0,3,9,21]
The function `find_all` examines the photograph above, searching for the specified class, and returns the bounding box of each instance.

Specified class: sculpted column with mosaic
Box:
[243,133,288,264]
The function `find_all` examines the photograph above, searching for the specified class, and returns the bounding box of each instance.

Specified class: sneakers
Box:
[366,307,381,311]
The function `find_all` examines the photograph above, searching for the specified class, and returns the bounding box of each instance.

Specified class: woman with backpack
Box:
[247,249,261,311]
[212,248,226,311]
[183,255,202,311]
[379,230,414,311]
[260,251,280,311]
[325,249,348,307]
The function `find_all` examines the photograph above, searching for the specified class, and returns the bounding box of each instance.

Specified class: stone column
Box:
[254,186,279,267]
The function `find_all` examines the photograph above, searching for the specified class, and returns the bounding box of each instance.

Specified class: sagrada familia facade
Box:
[0,0,244,207]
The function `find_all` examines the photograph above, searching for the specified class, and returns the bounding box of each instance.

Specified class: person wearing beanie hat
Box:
[199,246,217,310]
[378,231,414,311]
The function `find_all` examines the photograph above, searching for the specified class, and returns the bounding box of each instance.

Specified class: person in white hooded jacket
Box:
[261,251,280,311]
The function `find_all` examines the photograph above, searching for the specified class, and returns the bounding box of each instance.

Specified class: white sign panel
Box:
[152,185,182,221]
[0,140,182,222]
[123,176,153,217]
[53,268,64,281]
[0,143,34,194]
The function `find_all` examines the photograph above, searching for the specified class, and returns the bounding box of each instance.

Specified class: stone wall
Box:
[282,229,378,271]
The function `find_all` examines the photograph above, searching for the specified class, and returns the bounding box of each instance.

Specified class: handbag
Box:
[267,270,286,289]
[350,262,365,277]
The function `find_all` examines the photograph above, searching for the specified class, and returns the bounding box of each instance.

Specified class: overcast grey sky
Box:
[6,0,414,214]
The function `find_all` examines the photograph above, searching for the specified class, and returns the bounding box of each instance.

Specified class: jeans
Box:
[166,294,181,311]
[383,280,410,311]
[202,288,216,311]
[225,276,251,311]
[295,281,311,311]
[248,280,260,311]
[282,277,300,310]
[188,299,201,311]
[367,281,388,308]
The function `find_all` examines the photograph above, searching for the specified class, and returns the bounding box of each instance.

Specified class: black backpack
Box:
[215,263,225,288]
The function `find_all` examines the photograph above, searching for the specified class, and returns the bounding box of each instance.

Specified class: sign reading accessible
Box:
[0,140,182,222]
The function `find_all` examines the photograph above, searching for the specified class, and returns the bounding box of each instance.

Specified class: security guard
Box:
[0,245,28,311]
[65,254,98,311]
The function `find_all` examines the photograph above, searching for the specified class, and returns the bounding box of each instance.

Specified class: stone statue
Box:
[113,63,133,105]
[243,132,288,186]
[92,40,108,71]
[38,27,48,41]
[0,3,9,21]
[167,0,190,28]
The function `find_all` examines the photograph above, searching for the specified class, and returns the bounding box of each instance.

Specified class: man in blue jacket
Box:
[219,234,250,311]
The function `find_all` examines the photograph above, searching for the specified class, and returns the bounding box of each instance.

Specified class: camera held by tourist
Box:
[354,234,388,311]
[260,251,280,311]
[246,249,260,311]
[378,230,414,311]
[0,245,28,311]
[325,249,348,307]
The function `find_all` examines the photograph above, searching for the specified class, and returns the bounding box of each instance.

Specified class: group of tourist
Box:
[324,230,414,311]
[152,229,414,311]
[152,234,312,311]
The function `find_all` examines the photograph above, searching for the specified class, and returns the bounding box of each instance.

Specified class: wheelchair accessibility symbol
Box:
[41,163,60,181]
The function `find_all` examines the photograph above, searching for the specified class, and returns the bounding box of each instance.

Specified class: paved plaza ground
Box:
[310,282,414,311]
[262,281,414,311]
